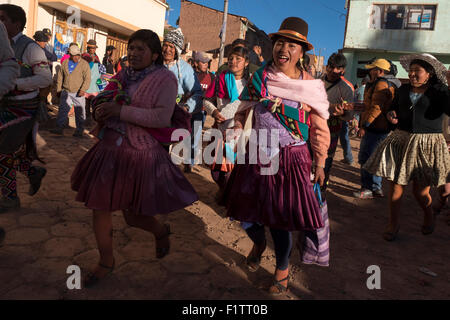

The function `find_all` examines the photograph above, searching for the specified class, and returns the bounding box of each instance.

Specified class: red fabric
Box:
[216,71,230,99]
[197,72,213,92]
[82,53,100,64]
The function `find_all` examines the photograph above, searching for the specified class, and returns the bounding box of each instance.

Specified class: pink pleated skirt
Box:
[71,128,198,215]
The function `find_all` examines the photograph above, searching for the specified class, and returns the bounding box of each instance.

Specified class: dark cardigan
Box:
[390,83,450,133]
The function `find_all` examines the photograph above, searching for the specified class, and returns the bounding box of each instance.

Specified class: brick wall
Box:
[179,0,243,53]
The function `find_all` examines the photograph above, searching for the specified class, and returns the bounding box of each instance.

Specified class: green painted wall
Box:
[343,49,450,85]
[342,0,450,85]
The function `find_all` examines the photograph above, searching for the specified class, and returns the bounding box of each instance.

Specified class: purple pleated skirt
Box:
[71,128,198,215]
[222,144,323,231]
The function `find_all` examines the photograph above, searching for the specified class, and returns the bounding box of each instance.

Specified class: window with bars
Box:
[369,4,437,30]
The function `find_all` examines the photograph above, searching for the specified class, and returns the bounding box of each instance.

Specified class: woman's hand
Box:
[387,110,398,124]
[212,109,226,123]
[94,102,122,122]
[313,166,325,186]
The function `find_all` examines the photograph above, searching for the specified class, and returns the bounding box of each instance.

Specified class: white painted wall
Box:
[75,0,167,37]
[36,5,53,34]
[90,25,109,62]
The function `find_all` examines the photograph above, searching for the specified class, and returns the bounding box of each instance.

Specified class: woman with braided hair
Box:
[71,29,198,287]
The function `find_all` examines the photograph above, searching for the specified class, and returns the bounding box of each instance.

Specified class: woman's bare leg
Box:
[387,181,404,233]
[91,210,115,277]
[412,181,434,230]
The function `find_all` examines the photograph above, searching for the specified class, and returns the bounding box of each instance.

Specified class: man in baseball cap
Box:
[355,58,400,199]
[365,58,391,73]
[51,43,91,137]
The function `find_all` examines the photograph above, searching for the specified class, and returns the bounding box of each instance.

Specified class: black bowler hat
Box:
[33,31,49,42]
[269,17,314,51]
[42,28,52,36]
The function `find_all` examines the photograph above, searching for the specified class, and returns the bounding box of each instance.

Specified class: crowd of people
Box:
[0,4,449,295]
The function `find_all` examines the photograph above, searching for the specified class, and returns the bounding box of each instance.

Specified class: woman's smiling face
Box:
[409,63,431,87]
[272,37,303,74]
[228,53,248,76]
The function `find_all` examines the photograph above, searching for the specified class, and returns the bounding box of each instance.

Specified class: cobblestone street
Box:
[0,117,449,300]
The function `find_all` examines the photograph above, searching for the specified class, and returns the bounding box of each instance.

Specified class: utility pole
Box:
[218,0,229,66]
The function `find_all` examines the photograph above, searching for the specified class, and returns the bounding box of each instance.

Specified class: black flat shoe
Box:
[84,259,115,288]
[246,240,266,272]
[155,223,171,259]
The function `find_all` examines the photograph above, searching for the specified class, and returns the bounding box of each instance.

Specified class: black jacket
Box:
[391,83,450,133]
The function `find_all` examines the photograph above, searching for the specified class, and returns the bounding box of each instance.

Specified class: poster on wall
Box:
[419,9,432,29]
[54,33,74,60]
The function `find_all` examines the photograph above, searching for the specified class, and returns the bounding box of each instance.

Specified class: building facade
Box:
[342,0,450,84]
[9,0,168,61]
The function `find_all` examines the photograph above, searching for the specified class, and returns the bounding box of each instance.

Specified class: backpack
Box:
[367,77,399,100]
[367,77,399,131]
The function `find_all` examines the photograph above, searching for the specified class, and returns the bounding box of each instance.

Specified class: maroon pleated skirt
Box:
[222,144,323,231]
[71,128,198,215]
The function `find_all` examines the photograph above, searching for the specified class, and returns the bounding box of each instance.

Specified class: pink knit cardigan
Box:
[93,67,178,150]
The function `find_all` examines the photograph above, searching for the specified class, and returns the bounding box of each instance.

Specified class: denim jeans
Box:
[189,111,205,165]
[56,90,85,132]
[339,121,353,163]
[358,130,388,191]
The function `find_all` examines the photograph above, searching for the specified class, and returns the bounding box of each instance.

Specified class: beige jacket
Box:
[57,58,91,93]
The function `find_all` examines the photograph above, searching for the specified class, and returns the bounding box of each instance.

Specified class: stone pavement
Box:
[0,118,294,300]
[1,116,450,300]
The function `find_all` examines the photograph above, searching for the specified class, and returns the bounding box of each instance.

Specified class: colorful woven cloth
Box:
[240,66,311,141]
[91,76,190,144]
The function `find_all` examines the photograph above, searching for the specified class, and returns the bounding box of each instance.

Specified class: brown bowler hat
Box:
[87,39,98,48]
[269,17,314,51]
